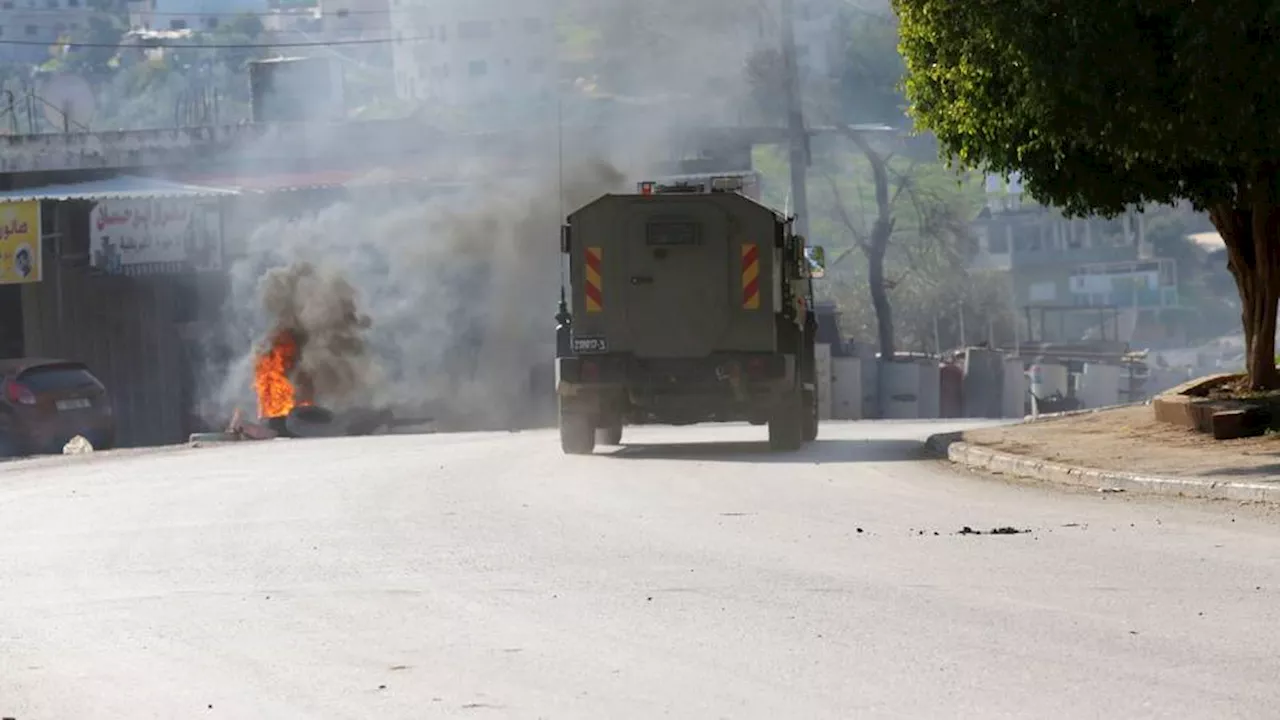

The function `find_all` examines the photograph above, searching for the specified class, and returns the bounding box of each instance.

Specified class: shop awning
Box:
[0,175,241,202]
[176,166,459,193]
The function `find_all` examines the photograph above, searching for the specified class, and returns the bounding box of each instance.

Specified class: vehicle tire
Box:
[597,418,623,446]
[768,392,804,452]
[559,407,596,455]
[802,388,819,442]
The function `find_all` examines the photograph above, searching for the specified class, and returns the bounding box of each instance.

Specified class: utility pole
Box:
[779,0,810,239]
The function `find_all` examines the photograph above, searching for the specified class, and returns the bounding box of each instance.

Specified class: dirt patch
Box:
[962,406,1280,481]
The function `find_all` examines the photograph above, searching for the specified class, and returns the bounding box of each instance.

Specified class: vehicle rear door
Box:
[623,202,730,358]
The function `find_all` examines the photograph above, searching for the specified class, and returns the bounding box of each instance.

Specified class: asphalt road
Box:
[2,421,1280,720]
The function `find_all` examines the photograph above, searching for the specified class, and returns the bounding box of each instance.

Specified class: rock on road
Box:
[2,421,1280,719]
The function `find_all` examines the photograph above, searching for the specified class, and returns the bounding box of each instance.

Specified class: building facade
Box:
[319,0,387,35]
[0,0,129,63]
[390,0,558,129]
[128,0,268,33]
[972,174,1194,346]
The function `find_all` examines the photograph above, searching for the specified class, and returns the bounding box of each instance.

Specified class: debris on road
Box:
[957,526,1030,536]
[62,435,93,455]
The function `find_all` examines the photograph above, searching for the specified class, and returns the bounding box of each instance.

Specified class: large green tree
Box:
[894,0,1280,388]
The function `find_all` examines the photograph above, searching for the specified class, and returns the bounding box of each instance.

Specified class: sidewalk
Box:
[927,405,1280,504]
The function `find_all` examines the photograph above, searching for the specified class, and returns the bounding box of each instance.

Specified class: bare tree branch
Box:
[824,170,870,252]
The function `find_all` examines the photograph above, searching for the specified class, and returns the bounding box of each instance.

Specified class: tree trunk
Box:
[1210,171,1280,390]
[868,242,895,359]
[851,130,897,360]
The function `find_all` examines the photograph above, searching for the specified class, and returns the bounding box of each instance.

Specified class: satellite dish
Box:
[38,74,96,131]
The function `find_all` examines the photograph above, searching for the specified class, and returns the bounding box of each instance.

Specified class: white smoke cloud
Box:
[196,0,780,431]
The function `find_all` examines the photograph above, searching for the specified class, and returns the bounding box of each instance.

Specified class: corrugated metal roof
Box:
[176,167,455,194]
[0,175,240,202]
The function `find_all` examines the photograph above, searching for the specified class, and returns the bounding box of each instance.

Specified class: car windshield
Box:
[18,365,101,393]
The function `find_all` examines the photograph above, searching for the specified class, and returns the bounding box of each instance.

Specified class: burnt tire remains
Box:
[285,406,345,439]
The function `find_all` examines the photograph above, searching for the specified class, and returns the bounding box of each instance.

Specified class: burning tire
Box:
[285,406,345,439]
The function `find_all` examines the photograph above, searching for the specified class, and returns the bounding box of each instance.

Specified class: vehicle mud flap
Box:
[802,388,819,442]
[768,391,804,452]
[597,419,623,446]
[559,402,596,455]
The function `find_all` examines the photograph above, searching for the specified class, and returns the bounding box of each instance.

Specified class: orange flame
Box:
[254,330,305,419]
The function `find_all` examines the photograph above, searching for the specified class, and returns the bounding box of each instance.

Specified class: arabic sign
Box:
[89,199,222,275]
[0,201,42,285]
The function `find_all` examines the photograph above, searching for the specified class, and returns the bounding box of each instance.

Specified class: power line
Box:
[0,6,397,16]
[0,35,423,48]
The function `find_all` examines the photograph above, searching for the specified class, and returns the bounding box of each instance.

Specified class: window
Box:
[646,220,701,246]
[67,0,77,6]
[1,2,12,9]
[1029,281,1057,303]
[458,20,491,40]
[203,16,218,30]
[987,225,1010,253]
[1066,220,1084,249]
[18,364,102,393]
[24,24,36,36]
[45,0,56,8]
[169,18,187,30]
[468,60,488,76]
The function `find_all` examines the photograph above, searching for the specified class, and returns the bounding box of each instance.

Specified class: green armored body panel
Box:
[555,174,826,454]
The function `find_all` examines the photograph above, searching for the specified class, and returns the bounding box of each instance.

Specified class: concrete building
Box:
[128,0,268,33]
[390,0,558,130]
[319,0,387,35]
[971,175,1189,347]
[0,0,129,64]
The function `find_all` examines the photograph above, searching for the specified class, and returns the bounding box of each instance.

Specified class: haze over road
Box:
[2,422,1279,719]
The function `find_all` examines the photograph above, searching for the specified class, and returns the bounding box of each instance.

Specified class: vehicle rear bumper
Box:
[14,415,115,454]
[557,353,798,422]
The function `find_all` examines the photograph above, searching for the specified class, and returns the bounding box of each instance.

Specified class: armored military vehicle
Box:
[554,174,825,454]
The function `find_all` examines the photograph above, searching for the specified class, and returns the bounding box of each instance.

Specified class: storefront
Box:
[0,175,240,447]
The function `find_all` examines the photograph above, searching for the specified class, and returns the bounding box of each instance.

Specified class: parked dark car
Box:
[0,358,115,456]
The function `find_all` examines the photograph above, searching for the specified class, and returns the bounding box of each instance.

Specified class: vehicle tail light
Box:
[5,381,36,406]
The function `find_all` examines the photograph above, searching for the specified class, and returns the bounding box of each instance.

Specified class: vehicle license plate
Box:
[56,398,91,411]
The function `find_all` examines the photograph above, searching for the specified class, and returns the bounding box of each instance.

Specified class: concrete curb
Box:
[1023,400,1147,423]
[924,431,1280,504]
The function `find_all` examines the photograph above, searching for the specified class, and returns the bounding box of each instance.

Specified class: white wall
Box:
[391,0,557,124]
[133,0,269,32]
